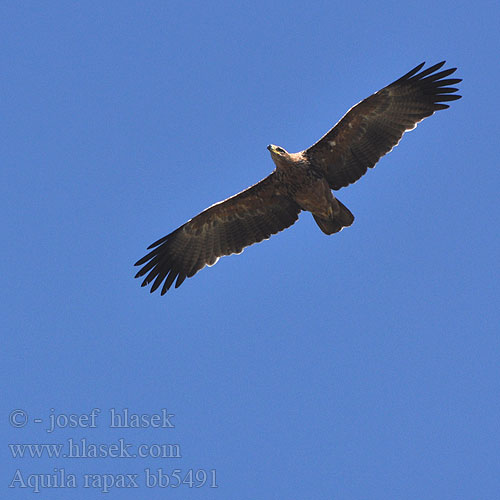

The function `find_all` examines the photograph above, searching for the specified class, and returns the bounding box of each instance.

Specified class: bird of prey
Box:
[135,61,461,295]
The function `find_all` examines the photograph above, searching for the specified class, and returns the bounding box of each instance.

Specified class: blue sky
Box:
[2,1,499,499]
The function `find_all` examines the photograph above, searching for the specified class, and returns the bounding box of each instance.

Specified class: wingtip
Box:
[134,254,151,267]
[403,61,426,79]
[433,60,446,70]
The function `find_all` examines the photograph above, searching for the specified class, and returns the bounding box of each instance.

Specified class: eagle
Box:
[135,61,461,295]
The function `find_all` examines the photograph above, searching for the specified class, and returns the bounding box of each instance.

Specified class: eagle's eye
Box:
[267,144,286,155]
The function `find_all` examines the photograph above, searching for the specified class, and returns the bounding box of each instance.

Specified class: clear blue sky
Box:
[2,1,499,499]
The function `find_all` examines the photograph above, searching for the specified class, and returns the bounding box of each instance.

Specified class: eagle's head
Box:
[267,144,288,157]
[267,144,296,170]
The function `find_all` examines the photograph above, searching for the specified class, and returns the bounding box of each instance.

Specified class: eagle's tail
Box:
[313,199,354,235]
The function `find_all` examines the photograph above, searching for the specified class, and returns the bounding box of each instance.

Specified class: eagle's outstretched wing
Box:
[134,173,301,294]
[305,61,461,190]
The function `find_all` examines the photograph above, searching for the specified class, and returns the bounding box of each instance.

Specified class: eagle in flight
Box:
[135,61,461,295]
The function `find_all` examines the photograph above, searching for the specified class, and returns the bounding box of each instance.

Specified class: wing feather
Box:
[134,173,301,294]
[305,61,462,190]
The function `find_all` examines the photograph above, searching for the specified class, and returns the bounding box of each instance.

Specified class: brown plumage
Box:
[135,61,461,294]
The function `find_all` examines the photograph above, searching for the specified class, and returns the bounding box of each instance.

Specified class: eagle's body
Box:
[272,149,353,234]
[135,62,461,294]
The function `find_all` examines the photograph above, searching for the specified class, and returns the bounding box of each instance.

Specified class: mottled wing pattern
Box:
[134,173,301,294]
[305,61,462,190]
